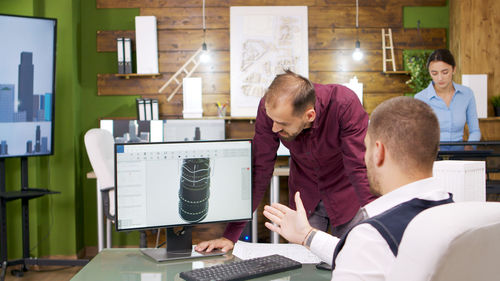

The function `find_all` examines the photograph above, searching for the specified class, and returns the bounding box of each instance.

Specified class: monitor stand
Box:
[140,226,225,262]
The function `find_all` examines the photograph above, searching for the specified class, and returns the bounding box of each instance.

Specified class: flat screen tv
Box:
[0,14,57,158]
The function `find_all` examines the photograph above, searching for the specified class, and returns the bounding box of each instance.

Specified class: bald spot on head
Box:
[264,70,315,116]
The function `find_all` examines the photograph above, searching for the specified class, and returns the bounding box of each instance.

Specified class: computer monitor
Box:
[0,14,56,158]
[114,139,252,261]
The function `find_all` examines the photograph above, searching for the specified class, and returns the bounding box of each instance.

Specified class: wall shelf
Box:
[114,73,162,79]
[382,71,410,75]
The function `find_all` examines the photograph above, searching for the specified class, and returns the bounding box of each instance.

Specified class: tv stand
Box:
[0,157,88,279]
[140,226,224,262]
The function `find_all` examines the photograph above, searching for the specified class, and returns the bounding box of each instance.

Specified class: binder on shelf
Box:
[124,38,133,74]
[152,99,159,120]
[144,98,152,120]
[136,98,146,120]
[117,37,125,74]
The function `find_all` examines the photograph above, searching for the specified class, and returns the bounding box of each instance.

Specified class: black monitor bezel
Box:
[114,139,253,232]
[0,13,57,159]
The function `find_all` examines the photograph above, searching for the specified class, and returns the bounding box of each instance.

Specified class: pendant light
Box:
[352,0,363,61]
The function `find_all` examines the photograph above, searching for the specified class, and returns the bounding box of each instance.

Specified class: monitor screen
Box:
[99,119,225,144]
[115,140,252,231]
[100,119,164,143]
[163,119,225,141]
[0,14,56,158]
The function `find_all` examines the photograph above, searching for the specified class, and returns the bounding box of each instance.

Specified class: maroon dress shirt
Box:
[223,83,377,243]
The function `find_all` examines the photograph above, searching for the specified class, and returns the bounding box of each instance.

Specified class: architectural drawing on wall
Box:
[230,6,309,117]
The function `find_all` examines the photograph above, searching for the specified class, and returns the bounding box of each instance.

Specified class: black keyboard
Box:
[179,254,302,281]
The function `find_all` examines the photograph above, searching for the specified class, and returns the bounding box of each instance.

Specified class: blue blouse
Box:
[414,82,481,141]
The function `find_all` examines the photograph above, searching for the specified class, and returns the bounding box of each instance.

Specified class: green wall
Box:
[403,1,450,44]
[78,2,140,249]
[0,1,450,257]
[404,5,449,28]
[0,0,139,258]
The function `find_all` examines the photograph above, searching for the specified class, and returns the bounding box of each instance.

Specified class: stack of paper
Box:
[433,160,486,202]
[232,241,321,264]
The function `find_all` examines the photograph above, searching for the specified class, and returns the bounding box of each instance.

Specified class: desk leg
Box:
[96,180,104,252]
[106,219,112,248]
[270,175,280,244]
[251,210,257,243]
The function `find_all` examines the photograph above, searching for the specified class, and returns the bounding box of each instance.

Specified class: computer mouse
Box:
[315,261,332,271]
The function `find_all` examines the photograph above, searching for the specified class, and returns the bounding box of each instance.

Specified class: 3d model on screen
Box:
[178,158,211,222]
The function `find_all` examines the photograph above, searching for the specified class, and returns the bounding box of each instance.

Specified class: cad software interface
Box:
[115,140,252,231]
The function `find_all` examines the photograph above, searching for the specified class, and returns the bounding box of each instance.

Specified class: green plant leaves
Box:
[403,50,433,94]
[490,95,500,107]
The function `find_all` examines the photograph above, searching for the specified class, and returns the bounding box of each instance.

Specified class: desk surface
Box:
[72,248,331,281]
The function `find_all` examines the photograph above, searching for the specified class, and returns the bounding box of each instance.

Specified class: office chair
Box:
[84,128,116,251]
[387,201,500,281]
[85,128,149,251]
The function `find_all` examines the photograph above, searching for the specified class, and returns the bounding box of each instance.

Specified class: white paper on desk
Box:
[232,241,321,264]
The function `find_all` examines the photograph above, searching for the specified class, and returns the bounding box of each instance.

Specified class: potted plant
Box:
[491,95,500,117]
[403,50,433,96]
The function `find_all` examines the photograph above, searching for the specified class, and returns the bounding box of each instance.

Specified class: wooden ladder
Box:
[158,47,203,102]
[382,28,397,72]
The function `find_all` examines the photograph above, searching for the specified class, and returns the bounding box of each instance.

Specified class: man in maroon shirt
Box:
[196,70,377,252]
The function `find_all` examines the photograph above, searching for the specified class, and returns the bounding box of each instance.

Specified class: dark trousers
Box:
[308,201,366,238]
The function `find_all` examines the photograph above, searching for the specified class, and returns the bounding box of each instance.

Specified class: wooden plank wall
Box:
[96,0,447,243]
[450,0,500,117]
[96,0,447,118]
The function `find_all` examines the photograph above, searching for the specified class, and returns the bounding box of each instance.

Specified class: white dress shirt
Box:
[309,177,450,281]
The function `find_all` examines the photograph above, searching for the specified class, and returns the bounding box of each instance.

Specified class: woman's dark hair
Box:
[426,49,456,69]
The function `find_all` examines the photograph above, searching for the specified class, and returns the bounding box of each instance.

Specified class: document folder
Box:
[136,98,146,120]
[144,98,152,120]
[117,37,125,74]
[152,99,159,120]
[124,37,133,74]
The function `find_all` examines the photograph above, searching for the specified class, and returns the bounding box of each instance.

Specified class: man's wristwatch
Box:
[304,229,317,248]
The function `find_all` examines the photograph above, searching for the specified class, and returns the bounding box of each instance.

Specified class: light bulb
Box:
[200,42,210,63]
[352,40,363,61]
[200,51,210,63]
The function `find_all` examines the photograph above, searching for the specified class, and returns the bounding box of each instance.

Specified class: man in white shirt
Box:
[263,97,452,280]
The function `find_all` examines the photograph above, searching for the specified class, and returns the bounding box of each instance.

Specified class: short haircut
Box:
[264,70,315,116]
[368,97,440,173]
[427,49,456,69]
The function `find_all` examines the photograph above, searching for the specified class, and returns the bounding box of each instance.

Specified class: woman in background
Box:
[414,49,481,142]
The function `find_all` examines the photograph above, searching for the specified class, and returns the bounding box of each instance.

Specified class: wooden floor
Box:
[3,265,82,281]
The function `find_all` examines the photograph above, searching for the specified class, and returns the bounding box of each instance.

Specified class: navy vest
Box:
[331,194,453,270]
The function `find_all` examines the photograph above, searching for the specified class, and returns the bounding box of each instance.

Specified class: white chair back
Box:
[387,201,500,281]
[84,128,115,190]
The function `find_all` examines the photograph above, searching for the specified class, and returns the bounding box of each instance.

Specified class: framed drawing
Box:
[230,6,309,117]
